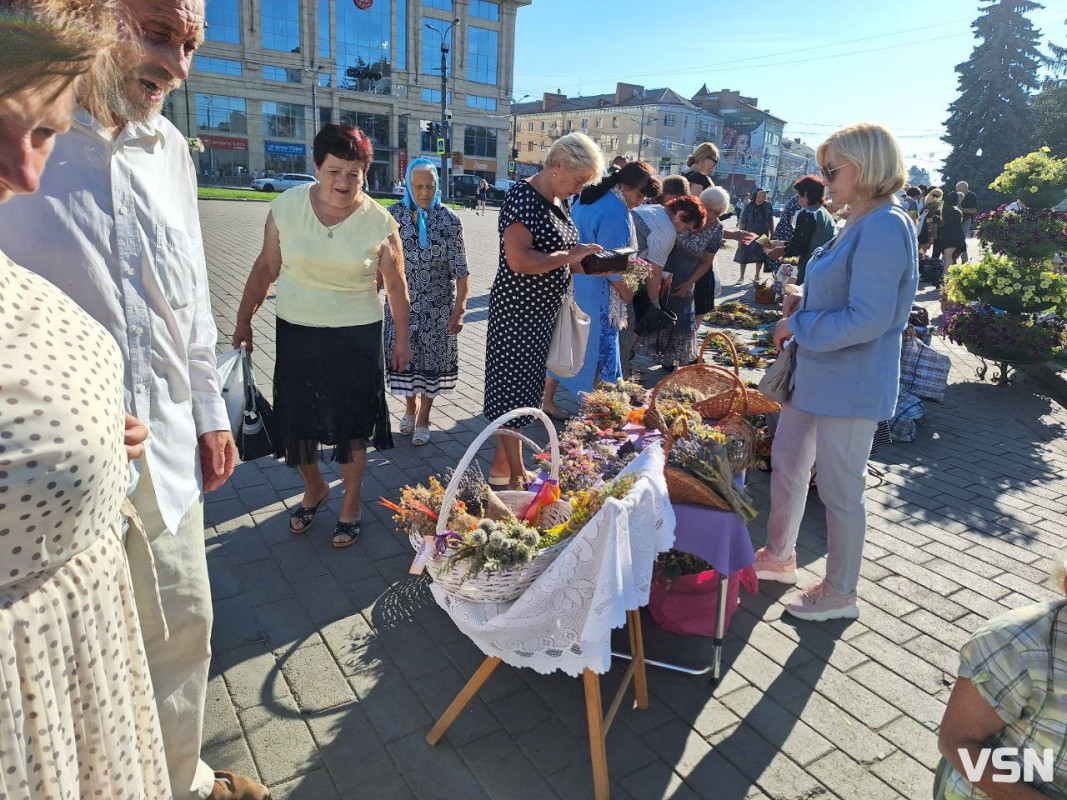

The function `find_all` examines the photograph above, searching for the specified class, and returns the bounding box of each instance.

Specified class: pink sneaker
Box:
[784,579,859,622]
[753,547,798,584]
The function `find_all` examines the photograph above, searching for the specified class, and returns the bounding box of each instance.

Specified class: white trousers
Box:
[127,464,216,800]
[765,402,877,596]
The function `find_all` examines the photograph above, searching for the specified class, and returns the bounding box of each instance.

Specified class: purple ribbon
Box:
[434,530,464,556]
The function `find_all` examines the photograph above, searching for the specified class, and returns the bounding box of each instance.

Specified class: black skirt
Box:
[273,318,393,465]
[693,269,717,316]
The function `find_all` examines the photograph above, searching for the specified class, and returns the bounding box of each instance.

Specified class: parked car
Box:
[251,173,316,193]
[450,174,483,200]
[772,202,787,215]
[493,179,516,196]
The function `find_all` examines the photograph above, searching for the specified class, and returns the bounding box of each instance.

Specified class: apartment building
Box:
[167,0,529,185]
[511,83,724,178]
[689,86,786,199]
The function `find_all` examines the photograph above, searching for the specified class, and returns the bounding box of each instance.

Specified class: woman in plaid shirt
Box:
[936,553,1067,799]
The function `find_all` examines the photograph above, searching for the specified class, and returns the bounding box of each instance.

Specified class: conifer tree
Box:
[941,0,1045,207]
[1033,15,1067,155]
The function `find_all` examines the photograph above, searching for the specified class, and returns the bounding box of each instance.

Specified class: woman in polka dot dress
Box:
[0,9,169,798]
[484,133,605,488]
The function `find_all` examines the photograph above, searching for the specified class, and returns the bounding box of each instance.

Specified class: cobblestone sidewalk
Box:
[198,199,1067,800]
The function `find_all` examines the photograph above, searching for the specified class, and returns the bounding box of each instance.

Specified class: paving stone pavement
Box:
[198,198,1067,800]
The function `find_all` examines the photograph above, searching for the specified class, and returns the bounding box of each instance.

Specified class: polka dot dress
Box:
[0,253,169,799]
[484,181,578,428]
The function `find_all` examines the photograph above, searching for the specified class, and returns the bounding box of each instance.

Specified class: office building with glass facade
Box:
[168,0,529,186]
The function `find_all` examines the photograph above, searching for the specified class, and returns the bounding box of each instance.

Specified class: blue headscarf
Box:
[402,157,442,248]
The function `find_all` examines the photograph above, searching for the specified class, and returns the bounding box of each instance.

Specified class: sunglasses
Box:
[821,162,846,183]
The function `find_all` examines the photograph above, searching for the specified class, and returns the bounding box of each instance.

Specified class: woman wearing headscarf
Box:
[542,160,660,419]
[385,158,470,445]
[735,188,775,283]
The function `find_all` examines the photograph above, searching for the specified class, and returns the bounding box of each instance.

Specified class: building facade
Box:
[510,83,723,178]
[689,87,786,201]
[168,0,529,185]
[777,137,818,201]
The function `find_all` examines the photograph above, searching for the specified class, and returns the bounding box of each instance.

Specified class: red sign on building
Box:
[199,135,248,152]
[397,148,408,179]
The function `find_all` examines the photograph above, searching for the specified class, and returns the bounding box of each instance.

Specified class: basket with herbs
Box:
[387,407,645,603]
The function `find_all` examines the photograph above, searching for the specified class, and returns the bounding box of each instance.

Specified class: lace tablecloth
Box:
[430,446,676,676]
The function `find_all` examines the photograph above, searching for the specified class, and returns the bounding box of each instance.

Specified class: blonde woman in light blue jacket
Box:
[754,123,918,622]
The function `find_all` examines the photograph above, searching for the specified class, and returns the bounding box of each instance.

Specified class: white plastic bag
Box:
[217,347,247,437]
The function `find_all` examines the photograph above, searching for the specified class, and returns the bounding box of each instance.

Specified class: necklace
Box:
[311,185,356,237]
[324,220,345,238]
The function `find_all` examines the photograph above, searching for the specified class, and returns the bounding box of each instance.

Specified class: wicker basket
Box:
[697,332,781,417]
[714,414,756,475]
[660,425,731,511]
[649,362,741,423]
[408,407,573,604]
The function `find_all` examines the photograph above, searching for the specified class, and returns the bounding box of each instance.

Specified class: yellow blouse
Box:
[270,183,398,327]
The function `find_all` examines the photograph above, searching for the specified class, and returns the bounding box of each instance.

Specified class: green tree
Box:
[941,0,1046,207]
[907,165,932,186]
[1032,15,1067,155]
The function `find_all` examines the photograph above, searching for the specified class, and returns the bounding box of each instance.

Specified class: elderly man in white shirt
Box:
[0,0,263,798]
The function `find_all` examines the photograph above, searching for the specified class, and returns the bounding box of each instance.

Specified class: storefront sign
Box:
[398,148,408,178]
[265,141,306,156]
[200,135,247,152]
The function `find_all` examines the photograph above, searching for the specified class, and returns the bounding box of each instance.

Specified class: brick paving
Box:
[197,198,1067,800]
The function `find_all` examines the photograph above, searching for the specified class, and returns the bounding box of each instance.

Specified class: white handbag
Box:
[217,347,248,437]
[545,289,590,378]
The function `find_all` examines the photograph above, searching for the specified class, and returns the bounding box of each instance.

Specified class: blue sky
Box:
[511,1,1066,183]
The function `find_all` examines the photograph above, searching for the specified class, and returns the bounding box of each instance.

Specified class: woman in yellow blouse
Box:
[234,124,411,548]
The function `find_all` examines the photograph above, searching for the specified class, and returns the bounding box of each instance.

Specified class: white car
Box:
[251,173,316,193]
[493,179,516,196]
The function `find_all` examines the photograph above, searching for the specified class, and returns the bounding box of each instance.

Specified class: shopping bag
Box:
[546,291,590,378]
[900,335,950,404]
[648,564,758,638]
[217,348,246,437]
[757,339,796,404]
[237,352,280,462]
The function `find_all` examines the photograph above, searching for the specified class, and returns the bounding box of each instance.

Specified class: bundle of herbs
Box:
[667,423,757,521]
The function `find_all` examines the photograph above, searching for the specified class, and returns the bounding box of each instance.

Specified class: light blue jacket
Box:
[787,201,918,421]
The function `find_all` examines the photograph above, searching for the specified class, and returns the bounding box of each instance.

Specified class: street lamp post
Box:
[509,94,529,180]
[425,18,459,201]
[305,65,327,130]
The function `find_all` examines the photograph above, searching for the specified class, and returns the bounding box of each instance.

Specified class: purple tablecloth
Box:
[670,504,755,575]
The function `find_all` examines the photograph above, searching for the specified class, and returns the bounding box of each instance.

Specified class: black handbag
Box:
[635,303,678,336]
[237,352,280,462]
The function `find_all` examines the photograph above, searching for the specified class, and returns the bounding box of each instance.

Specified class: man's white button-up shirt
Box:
[0,110,228,534]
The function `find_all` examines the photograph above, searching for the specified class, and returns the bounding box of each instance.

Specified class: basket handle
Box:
[698,331,740,377]
[435,407,559,536]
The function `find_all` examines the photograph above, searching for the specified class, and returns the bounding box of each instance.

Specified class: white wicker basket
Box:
[409,407,573,604]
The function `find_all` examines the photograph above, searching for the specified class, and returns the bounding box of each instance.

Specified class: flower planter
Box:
[979,292,1057,314]
[961,339,1053,365]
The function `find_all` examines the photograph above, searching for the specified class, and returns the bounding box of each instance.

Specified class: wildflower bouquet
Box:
[943,305,1066,364]
[442,518,544,581]
[946,252,1067,314]
[537,473,640,547]
[621,255,654,293]
[976,206,1067,262]
[989,148,1067,207]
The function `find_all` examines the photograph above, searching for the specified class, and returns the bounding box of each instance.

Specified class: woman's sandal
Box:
[412,426,431,446]
[398,414,416,436]
[289,491,328,534]
[333,519,361,548]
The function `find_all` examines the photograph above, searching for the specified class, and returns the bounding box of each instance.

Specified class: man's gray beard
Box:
[102,75,170,124]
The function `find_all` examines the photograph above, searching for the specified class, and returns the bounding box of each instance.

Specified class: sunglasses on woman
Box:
[821,162,846,183]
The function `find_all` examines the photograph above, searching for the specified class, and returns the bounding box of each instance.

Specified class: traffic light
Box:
[511,147,519,160]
